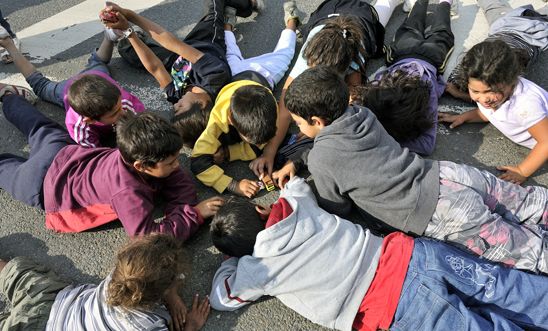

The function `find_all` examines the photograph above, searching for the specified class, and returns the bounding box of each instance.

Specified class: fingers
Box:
[249,159,264,178]
[192,294,199,310]
[272,171,286,189]
[199,296,210,316]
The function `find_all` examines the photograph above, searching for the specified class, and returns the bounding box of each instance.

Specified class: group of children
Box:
[0,0,547,330]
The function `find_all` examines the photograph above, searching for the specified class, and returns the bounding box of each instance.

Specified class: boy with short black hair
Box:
[274,66,548,274]
[0,26,145,148]
[209,177,548,331]
[190,80,278,198]
[0,89,222,239]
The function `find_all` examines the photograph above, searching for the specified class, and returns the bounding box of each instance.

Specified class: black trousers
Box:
[386,0,454,72]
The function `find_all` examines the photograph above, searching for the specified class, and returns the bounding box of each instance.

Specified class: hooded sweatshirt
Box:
[209,177,383,330]
[43,146,202,239]
[308,105,440,235]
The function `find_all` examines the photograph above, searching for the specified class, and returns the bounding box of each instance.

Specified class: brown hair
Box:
[303,16,367,76]
[67,74,121,120]
[107,234,186,309]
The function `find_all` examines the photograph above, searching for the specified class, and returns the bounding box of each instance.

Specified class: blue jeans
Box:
[0,95,72,208]
[25,51,111,107]
[392,238,548,331]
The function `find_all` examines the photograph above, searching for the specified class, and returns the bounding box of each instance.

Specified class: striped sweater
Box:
[63,70,145,148]
[46,275,170,330]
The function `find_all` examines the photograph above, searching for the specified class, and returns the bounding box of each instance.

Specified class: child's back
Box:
[43,146,197,237]
[308,103,439,234]
[210,177,383,330]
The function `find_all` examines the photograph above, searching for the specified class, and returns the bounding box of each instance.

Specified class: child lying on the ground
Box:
[0,25,144,148]
[171,1,301,149]
[209,177,548,331]
[352,0,454,156]
[274,66,548,274]
[0,88,222,238]
[440,2,548,184]
[0,234,210,331]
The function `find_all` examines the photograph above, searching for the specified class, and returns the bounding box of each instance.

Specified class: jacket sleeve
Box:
[310,165,353,217]
[67,118,102,148]
[111,173,203,241]
[209,257,265,311]
[191,122,233,193]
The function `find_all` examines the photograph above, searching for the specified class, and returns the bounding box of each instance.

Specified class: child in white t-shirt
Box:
[439,40,548,184]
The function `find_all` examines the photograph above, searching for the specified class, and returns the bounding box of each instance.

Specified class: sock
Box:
[374,0,400,27]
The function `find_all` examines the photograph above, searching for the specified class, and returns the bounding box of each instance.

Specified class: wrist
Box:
[516,164,531,177]
[121,27,134,39]
[227,179,238,193]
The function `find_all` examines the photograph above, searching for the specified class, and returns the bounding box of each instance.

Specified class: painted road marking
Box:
[16,0,165,63]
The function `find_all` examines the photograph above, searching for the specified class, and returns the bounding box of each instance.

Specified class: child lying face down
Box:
[0,234,210,331]
[209,177,548,331]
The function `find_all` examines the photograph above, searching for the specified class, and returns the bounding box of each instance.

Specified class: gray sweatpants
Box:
[425,161,548,274]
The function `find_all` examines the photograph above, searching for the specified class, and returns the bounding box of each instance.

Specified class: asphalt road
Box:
[0,0,547,330]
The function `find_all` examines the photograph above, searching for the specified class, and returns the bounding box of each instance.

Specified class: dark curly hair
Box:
[303,16,367,77]
[107,234,187,309]
[352,70,432,142]
[461,40,522,92]
[172,102,211,148]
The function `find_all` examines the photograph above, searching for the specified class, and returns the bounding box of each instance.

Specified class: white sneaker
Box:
[402,0,417,12]
[0,26,9,39]
[283,0,302,26]
[450,0,459,17]
[104,28,124,42]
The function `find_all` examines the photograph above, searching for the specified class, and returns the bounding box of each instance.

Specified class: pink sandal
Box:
[0,83,38,104]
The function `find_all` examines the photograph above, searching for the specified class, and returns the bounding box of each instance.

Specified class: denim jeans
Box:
[0,95,72,208]
[391,238,548,331]
[25,51,111,107]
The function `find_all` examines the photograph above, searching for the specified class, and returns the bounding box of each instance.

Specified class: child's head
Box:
[303,16,366,75]
[210,197,264,257]
[285,66,349,138]
[117,112,182,178]
[67,74,122,124]
[462,40,521,110]
[229,85,277,145]
[107,233,186,309]
[171,102,211,148]
[351,70,432,142]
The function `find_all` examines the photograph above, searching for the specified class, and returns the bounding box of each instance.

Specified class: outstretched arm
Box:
[249,77,293,178]
[106,2,203,63]
[498,118,548,184]
[438,108,488,129]
[106,12,172,88]
[209,257,264,311]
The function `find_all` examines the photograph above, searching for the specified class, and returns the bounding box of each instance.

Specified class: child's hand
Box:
[165,289,187,331]
[497,165,527,185]
[195,197,225,218]
[235,179,260,198]
[103,12,130,30]
[105,2,126,15]
[272,161,296,188]
[184,294,210,331]
[438,112,466,129]
[249,153,275,178]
